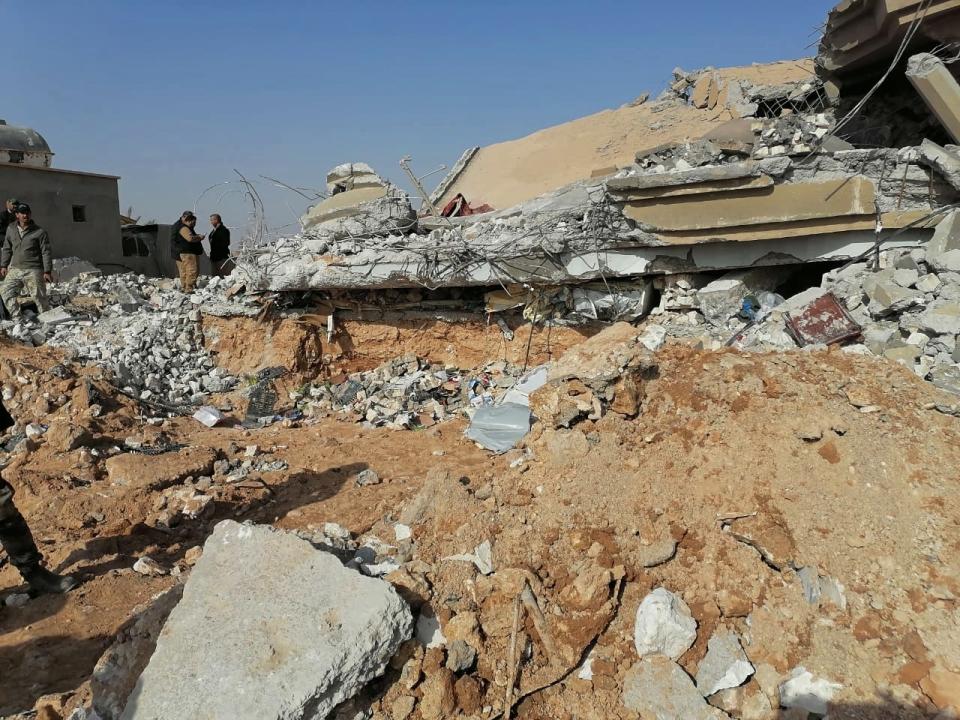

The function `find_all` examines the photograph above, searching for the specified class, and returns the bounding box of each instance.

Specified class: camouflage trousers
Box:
[0,478,41,573]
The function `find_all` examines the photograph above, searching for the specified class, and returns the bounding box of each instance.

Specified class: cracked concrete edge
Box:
[430,146,480,205]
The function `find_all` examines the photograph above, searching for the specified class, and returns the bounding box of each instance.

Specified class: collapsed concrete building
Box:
[234,10,960,324]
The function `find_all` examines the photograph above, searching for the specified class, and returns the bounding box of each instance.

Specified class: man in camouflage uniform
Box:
[0,397,77,595]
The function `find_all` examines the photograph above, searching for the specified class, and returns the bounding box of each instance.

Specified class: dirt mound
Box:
[1,334,958,718]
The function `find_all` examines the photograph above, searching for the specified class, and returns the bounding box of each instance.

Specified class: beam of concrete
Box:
[237,228,932,292]
[918,139,960,192]
[621,178,877,232]
[606,159,786,192]
[907,53,960,144]
[612,174,775,201]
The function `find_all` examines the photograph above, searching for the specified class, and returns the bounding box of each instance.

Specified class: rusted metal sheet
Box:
[785,291,862,346]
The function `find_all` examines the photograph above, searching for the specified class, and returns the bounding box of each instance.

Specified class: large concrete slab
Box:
[121,520,413,720]
[622,178,877,232]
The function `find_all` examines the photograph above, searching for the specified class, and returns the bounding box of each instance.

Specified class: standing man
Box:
[0,396,77,595]
[0,203,52,320]
[208,213,231,277]
[0,199,18,237]
[170,210,204,293]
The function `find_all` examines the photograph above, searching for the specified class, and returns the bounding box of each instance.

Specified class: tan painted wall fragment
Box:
[614,174,774,201]
[690,73,713,108]
[650,210,937,245]
[707,76,721,110]
[622,177,877,232]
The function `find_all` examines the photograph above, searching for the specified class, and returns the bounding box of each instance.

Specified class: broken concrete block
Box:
[863,273,926,317]
[883,342,922,367]
[634,587,698,660]
[690,72,719,110]
[536,322,657,420]
[892,268,919,288]
[444,639,476,673]
[120,520,413,720]
[132,556,166,576]
[928,212,960,266]
[918,139,960,192]
[37,307,73,326]
[623,656,730,719]
[708,681,775,720]
[91,585,184,720]
[906,54,960,144]
[697,267,790,325]
[917,302,960,336]
[638,324,667,352]
[931,365,960,395]
[861,324,900,355]
[302,164,416,238]
[355,468,381,487]
[695,631,755,697]
[325,161,384,193]
[778,667,842,715]
[916,273,943,294]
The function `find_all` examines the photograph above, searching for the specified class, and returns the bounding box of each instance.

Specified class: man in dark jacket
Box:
[0,203,52,320]
[170,210,204,292]
[0,397,77,595]
[0,199,18,237]
[208,214,231,277]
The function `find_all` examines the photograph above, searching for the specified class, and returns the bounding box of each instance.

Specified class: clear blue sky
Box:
[10,0,834,235]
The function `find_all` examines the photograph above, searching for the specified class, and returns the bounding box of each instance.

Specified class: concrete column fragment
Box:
[906,53,960,144]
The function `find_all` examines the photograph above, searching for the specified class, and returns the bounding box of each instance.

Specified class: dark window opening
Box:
[121,235,150,258]
[7,150,23,164]
[72,205,86,222]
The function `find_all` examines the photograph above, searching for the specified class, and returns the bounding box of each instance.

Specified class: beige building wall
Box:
[0,163,123,271]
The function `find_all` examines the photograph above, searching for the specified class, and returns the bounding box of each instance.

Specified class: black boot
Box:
[0,479,76,595]
[21,565,78,595]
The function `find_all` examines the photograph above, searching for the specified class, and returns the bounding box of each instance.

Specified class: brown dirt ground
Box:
[0,323,958,719]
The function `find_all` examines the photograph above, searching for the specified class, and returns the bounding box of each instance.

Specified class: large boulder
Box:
[121,520,413,720]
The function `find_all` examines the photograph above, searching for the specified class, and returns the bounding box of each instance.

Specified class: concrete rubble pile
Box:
[293,353,530,430]
[233,62,958,304]
[639,209,960,396]
[1,273,257,406]
[667,65,827,119]
[235,179,635,292]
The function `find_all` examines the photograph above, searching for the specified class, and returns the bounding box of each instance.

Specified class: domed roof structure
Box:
[0,120,52,155]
